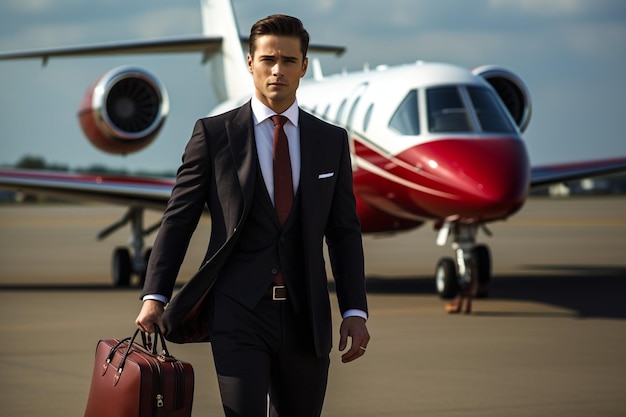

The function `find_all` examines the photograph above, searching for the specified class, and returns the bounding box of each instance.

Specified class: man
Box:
[136,14,369,417]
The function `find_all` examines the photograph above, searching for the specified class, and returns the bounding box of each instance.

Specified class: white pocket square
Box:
[318,172,334,179]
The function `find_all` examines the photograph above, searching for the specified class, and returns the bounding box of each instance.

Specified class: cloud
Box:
[3,0,55,14]
[311,0,335,12]
[488,0,589,16]
[127,7,201,38]
[0,3,202,51]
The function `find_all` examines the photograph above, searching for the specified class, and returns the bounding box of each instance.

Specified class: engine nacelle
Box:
[472,65,532,133]
[78,66,169,155]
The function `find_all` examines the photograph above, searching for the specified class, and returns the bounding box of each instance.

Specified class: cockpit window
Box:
[389,89,420,135]
[427,87,471,133]
[467,86,516,133]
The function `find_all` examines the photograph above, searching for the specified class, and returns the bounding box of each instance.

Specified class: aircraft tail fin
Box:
[200,0,251,102]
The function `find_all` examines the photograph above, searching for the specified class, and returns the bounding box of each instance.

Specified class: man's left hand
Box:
[338,316,370,363]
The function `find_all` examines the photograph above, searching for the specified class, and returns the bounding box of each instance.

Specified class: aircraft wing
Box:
[0,169,173,211]
[530,157,626,189]
[0,35,344,65]
[0,35,224,64]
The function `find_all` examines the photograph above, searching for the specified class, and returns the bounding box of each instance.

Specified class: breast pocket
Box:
[317,172,335,180]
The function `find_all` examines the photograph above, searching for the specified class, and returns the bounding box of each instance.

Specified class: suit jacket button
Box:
[271,268,278,274]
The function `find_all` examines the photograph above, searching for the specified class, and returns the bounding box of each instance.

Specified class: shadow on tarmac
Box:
[2,265,624,319]
[363,264,626,320]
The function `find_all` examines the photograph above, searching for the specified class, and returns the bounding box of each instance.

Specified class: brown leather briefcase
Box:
[84,326,194,417]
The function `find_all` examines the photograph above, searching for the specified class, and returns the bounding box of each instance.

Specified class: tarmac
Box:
[1,197,625,416]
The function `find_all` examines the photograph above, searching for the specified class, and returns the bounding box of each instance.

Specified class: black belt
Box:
[265,285,287,301]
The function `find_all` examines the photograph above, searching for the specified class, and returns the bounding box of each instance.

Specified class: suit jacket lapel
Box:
[299,110,324,217]
[225,103,257,219]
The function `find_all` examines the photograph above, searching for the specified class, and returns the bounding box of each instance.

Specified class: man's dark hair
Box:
[249,14,310,59]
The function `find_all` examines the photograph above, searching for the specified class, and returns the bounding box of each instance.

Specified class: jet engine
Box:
[78,66,169,154]
[473,65,531,133]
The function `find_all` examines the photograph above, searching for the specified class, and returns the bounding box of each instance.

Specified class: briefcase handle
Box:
[104,325,173,385]
[140,324,171,356]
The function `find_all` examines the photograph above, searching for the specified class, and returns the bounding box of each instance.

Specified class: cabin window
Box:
[347,96,361,131]
[363,103,374,131]
[336,99,347,123]
[427,87,471,133]
[467,86,516,133]
[389,89,420,135]
[322,104,331,119]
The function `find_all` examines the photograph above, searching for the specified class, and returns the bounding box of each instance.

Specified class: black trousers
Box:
[210,291,330,417]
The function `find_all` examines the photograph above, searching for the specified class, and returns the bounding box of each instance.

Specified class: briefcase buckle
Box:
[272,285,287,301]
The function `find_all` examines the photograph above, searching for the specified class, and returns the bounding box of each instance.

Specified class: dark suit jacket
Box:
[141,101,367,356]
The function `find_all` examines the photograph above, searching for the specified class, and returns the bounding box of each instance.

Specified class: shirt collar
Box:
[251,96,300,127]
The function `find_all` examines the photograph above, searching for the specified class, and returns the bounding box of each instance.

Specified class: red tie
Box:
[271,115,293,227]
[271,115,293,287]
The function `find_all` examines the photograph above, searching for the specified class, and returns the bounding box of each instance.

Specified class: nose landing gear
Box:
[435,223,492,313]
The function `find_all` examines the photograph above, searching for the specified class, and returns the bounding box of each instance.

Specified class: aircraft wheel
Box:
[436,257,459,299]
[138,247,152,289]
[472,244,491,298]
[112,247,132,287]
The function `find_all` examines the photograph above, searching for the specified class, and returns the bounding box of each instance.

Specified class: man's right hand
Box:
[135,299,166,333]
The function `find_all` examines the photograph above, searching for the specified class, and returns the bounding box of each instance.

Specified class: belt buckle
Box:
[272,285,287,301]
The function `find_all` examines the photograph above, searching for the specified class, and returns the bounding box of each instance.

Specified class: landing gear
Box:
[435,223,492,313]
[112,247,132,287]
[472,244,491,297]
[111,246,153,288]
[99,207,160,287]
[138,247,152,288]
[435,258,458,299]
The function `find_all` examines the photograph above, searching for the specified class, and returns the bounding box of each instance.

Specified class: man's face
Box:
[248,35,308,113]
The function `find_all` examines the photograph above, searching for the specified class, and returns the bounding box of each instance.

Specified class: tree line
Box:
[7,155,175,178]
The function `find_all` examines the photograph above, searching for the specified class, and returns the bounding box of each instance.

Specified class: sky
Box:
[0,0,625,173]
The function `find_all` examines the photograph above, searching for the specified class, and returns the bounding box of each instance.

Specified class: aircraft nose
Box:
[399,137,530,220]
